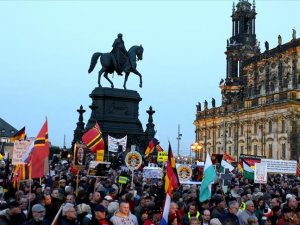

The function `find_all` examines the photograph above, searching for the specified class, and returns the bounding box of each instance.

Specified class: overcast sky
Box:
[1,0,300,156]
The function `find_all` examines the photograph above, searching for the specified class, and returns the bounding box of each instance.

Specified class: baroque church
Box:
[194,0,300,161]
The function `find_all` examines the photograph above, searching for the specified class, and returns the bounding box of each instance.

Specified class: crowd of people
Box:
[0,156,299,225]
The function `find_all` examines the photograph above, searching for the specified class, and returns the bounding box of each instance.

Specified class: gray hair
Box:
[210,218,222,225]
[228,200,238,208]
[62,203,75,216]
[245,200,254,207]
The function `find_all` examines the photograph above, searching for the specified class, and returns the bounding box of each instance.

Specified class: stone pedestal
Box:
[86,87,145,148]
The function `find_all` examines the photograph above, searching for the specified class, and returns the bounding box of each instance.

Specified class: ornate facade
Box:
[194,0,300,161]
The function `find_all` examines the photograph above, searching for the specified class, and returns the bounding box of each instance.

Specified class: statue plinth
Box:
[86,87,145,148]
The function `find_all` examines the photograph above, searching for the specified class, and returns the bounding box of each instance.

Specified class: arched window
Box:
[281,120,285,133]
[268,120,272,134]
[268,144,273,158]
[282,143,286,159]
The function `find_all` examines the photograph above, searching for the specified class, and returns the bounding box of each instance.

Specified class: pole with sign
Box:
[125,145,142,188]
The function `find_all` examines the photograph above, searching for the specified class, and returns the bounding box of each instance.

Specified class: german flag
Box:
[82,122,104,153]
[12,164,29,182]
[144,138,159,156]
[10,126,26,142]
[164,142,180,194]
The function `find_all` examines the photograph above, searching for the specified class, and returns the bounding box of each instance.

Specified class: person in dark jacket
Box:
[24,204,50,225]
[89,204,113,225]
[220,200,240,225]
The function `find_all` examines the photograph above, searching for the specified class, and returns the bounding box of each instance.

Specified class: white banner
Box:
[12,140,33,165]
[261,159,297,174]
[143,166,163,179]
[108,135,127,152]
[254,163,267,184]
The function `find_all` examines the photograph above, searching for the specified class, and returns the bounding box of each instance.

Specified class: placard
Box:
[261,159,297,174]
[157,151,168,162]
[12,140,33,165]
[142,166,163,179]
[254,162,267,184]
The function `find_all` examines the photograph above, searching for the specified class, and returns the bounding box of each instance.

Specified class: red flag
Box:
[10,126,26,142]
[223,151,235,162]
[82,122,104,153]
[164,142,180,194]
[30,120,49,179]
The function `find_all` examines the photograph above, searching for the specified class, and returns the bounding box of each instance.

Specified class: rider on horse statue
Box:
[111,33,128,75]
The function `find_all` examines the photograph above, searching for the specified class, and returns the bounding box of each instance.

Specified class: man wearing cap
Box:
[89,204,113,225]
[211,196,226,220]
[24,204,50,225]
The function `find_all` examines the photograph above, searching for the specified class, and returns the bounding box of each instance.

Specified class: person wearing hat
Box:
[111,33,128,75]
[211,196,226,220]
[89,204,113,225]
[24,204,50,225]
[143,207,162,225]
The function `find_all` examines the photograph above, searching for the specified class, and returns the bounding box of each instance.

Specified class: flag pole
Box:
[76,169,80,196]
[28,161,32,217]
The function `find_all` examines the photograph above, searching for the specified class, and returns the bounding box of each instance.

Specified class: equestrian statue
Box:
[88,33,144,90]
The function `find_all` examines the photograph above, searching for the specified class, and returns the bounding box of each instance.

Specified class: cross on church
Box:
[220,168,233,186]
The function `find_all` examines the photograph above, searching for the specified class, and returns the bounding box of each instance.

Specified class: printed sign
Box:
[125,151,142,171]
[254,163,267,184]
[108,135,127,152]
[143,166,163,179]
[177,164,192,181]
[12,140,33,165]
[261,159,297,174]
[157,151,168,162]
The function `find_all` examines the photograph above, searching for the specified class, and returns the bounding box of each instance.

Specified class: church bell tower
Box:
[221,0,260,105]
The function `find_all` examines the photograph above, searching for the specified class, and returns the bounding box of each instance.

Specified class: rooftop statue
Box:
[88,34,144,90]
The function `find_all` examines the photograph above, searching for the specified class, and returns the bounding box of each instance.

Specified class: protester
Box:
[24,204,50,225]
[110,201,138,225]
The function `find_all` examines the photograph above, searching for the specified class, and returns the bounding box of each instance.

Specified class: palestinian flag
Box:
[243,161,254,180]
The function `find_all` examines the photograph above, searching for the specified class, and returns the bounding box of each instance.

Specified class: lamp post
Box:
[191,142,202,161]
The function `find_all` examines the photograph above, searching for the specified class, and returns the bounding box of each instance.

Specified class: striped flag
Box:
[243,161,254,180]
[199,151,217,202]
[144,138,159,156]
[82,122,104,153]
[160,142,180,225]
[30,119,50,179]
[10,126,26,142]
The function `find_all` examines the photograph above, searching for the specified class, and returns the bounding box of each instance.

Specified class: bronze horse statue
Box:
[88,45,144,89]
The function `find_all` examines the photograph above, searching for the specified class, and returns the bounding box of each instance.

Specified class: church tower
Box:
[221,0,260,105]
[226,0,259,79]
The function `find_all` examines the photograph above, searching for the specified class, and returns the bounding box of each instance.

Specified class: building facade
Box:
[194,0,300,161]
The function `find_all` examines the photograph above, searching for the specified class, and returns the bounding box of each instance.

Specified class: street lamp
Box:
[191,142,202,161]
